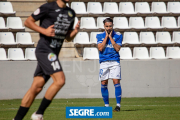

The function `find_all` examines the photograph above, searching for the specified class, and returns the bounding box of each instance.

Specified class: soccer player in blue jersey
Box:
[96,18,123,112]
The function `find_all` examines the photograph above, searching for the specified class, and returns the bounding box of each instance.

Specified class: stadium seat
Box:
[113,17,130,29]
[0,2,15,14]
[97,17,109,29]
[145,17,162,29]
[119,47,134,59]
[66,3,69,7]
[7,17,25,30]
[0,48,8,60]
[73,17,78,29]
[16,32,34,45]
[178,16,180,28]
[123,32,140,45]
[0,17,8,30]
[71,2,87,14]
[90,32,102,44]
[73,32,90,44]
[87,2,103,14]
[166,47,180,59]
[172,31,180,43]
[151,2,168,13]
[140,32,156,45]
[8,48,26,60]
[167,2,180,13]
[103,2,119,14]
[150,47,167,59]
[25,48,36,60]
[156,32,173,45]
[133,47,150,59]
[129,17,145,29]
[0,32,17,45]
[135,2,151,13]
[119,2,136,14]
[83,47,99,60]
[161,17,178,28]
[80,17,97,29]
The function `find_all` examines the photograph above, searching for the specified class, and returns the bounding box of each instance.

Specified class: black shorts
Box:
[34,52,63,82]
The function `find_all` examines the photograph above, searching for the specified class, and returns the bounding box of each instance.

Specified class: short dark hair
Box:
[103,18,113,25]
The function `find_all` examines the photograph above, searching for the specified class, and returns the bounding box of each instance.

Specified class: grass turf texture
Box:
[0,97,180,120]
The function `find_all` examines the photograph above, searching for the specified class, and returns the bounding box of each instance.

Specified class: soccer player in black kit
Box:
[13,0,80,120]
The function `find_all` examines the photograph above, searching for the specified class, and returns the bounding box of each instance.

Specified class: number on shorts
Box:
[51,61,60,71]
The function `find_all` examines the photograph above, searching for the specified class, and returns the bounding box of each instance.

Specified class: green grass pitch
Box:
[0,97,180,120]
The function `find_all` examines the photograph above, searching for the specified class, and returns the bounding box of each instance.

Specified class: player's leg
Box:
[35,71,65,115]
[101,80,109,107]
[14,76,46,120]
[109,65,121,112]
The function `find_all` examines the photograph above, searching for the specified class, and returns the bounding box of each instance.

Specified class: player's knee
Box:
[101,81,108,85]
[55,77,65,87]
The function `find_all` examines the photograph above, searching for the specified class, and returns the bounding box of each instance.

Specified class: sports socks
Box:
[114,83,121,107]
[14,106,29,120]
[101,84,109,106]
[36,97,52,115]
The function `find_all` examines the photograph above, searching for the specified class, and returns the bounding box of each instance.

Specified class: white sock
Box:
[116,104,120,107]
[105,104,109,107]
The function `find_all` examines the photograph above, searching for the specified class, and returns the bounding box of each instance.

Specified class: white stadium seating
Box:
[119,2,136,14]
[129,17,145,29]
[0,17,8,30]
[133,47,150,59]
[172,31,180,43]
[90,32,101,44]
[0,32,17,45]
[87,2,103,14]
[83,47,99,60]
[145,17,162,29]
[97,17,109,29]
[135,2,151,13]
[123,32,140,45]
[103,2,119,14]
[119,47,134,59]
[151,2,168,13]
[0,48,8,60]
[140,32,156,45]
[73,32,90,44]
[161,17,178,29]
[80,17,97,29]
[150,47,167,59]
[156,32,173,45]
[8,48,26,60]
[0,2,15,14]
[25,48,36,60]
[7,17,25,30]
[16,32,34,45]
[166,47,180,59]
[167,2,180,13]
[71,2,87,14]
[113,17,130,29]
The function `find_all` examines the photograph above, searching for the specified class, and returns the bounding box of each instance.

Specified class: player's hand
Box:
[44,25,55,37]
[109,31,112,38]
[105,30,109,38]
[75,21,80,32]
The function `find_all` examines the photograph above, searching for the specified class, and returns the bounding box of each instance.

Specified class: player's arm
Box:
[65,21,80,42]
[24,16,55,37]
[98,30,109,52]
[109,32,121,52]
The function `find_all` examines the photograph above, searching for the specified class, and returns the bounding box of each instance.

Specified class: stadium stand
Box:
[83,47,99,60]
[150,47,167,59]
[166,47,180,59]
[8,48,26,61]
[25,48,36,60]
[119,47,134,60]
[133,47,150,59]
[0,48,8,60]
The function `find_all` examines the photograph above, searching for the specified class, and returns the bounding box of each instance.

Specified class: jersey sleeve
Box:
[69,18,75,30]
[96,34,103,44]
[115,34,123,46]
[31,3,49,21]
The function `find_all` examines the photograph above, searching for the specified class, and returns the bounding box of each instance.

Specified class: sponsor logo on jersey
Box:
[55,9,61,12]
[68,11,73,17]
[105,44,114,48]
[34,8,40,15]
[48,53,57,61]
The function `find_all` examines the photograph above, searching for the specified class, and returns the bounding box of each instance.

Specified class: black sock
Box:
[14,106,29,120]
[36,97,52,115]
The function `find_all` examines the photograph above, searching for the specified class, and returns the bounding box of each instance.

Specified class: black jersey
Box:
[31,1,75,55]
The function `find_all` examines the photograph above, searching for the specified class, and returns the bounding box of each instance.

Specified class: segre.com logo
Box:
[66,107,112,118]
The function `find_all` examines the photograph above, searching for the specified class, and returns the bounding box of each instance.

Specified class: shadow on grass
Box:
[121,109,153,111]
